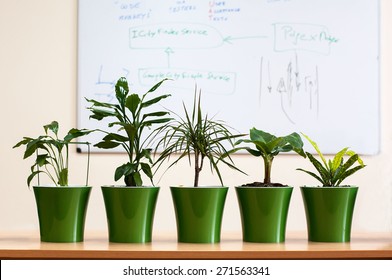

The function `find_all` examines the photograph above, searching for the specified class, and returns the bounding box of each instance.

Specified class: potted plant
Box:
[86,77,171,243]
[13,121,93,242]
[232,128,306,243]
[154,91,244,243]
[297,133,366,242]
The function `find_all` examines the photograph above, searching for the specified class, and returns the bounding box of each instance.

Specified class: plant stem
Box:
[194,151,200,187]
[263,156,273,185]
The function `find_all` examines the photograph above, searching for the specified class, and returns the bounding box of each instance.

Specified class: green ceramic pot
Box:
[170,186,228,243]
[101,186,159,243]
[301,186,358,242]
[236,186,293,243]
[33,186,92,243]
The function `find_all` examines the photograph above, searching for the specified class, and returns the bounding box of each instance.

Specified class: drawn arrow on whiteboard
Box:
[223,35,268,44]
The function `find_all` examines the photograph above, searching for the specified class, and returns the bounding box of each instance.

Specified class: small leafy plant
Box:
[297,133,366,187]
[154,91,244,187]
[13,121,92,187]
[235,128,306,186]
[86,77,171,186]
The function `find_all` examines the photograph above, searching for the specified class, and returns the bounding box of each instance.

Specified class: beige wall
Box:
[1,0,391,235]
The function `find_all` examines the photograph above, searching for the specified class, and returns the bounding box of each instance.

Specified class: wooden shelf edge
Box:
[2,249,392,260]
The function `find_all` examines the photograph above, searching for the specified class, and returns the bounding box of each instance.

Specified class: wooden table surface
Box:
[1,232,392,260]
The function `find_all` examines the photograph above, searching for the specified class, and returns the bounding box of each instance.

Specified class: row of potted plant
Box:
[14,77,365,244]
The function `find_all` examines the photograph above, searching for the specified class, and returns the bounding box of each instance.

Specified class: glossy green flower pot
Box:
[170,186,228,243]
[33,186,92,243]
[301,186,358,242]
[236,186,293,243]
[101,186,159,243]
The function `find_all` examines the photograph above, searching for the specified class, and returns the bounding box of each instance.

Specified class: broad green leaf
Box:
[284,132,306,157]
[141,163,153,180]
[253,140,270,155]
[102,133,129,142]
[245,148,262,157]
[266,137,285,153]
[250,128,276,144]
[125,94,141,114]
[94,141,121,149]
[23,138,41,159]
[115,77,129,104]
[114,163,135,181]
[132,172,143,186]
[36,154,49,166]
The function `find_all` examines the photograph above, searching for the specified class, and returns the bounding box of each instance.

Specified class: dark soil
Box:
[241,182,287,187]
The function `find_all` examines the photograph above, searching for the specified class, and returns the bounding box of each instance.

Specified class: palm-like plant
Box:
[86,77,171,186]
[297,133,366,186]
[13,121,92,187]
[154,90,244,187]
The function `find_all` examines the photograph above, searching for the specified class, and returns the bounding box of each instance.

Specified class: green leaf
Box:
[125,94,141,114]
[331,147,349,172]
[143,118,173,127]
[142,148,153,163]
[301,133,327,167]
[296,168,325,185]
[245,148,262,157]
[64,128,92,142]
[102,133,129,142]
[85,98,115,108]
[132,172,143,186]
[250,128,276,144]
[87,107,117,121]
[143,111,170,119]
[284,132,306,157]
[145,78,168,94]
[141,163,153,180]
[23,138,41,159]
[94,141,121,149]
[44,121,59,136]
[336,165,366,186]
[13,137,32,149]
[27,171,43,187]
[141,94,171,108]
[36,154,49,166]
[58,168,68,186]
[114,163,135,181]
[253,140,270,155]
[115,77,129,105]
[305,152,330,185]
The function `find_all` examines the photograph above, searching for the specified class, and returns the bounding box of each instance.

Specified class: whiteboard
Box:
[77,0,380,154]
